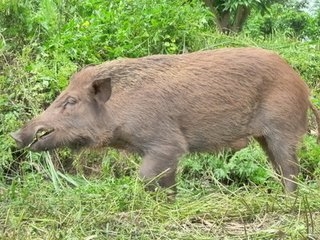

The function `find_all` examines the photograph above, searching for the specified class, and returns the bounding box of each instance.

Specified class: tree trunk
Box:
[232,6,250,33]
[204,0,250,34]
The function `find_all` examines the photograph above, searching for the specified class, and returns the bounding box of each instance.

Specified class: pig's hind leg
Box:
[255,132,302,193]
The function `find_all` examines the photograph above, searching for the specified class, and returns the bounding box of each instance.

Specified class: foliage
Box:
[245,3,320,40]
[55,0,212,63]
[203,0,287,34]
[181,144,270,187]
[0,0,79,54]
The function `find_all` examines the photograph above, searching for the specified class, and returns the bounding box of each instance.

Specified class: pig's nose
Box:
[10,130,23,148]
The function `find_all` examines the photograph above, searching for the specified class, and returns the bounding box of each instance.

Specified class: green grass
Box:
[1,141,320,239]
[1,174,320,239]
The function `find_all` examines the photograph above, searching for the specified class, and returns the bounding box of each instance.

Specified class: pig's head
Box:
[11,66,113,151]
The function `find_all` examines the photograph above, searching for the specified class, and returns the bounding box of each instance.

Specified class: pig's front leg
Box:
[139,143,187,194]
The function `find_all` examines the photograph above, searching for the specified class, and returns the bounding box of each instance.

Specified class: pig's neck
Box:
[105,109,142,154]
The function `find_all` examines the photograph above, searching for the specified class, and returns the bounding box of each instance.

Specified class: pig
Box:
[11,48,320,193]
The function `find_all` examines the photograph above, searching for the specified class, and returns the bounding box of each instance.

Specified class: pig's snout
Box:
[10,130,24,148]
[10,125,54,149]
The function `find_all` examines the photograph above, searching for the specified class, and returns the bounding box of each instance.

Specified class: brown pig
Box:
[11,48,320,193]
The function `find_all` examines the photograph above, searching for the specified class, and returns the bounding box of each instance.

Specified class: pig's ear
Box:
[91,77,112,103]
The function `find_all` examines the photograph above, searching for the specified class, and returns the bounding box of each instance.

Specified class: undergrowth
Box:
[1,170,320,239]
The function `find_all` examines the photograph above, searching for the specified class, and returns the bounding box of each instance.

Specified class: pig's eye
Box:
[63,97,77,108]
[67,97,77,105]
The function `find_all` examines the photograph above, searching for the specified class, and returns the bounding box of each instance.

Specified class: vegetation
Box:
[0,0,320,239]
[203,0,314,34]
[203,0,274,33]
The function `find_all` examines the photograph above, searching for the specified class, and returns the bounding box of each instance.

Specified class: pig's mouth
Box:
[28,128,54,148]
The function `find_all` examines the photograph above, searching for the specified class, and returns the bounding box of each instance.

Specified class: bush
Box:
[53,0,212,63]
[0,0,80,54]
[244,4,319,40]
[181,144,270,188]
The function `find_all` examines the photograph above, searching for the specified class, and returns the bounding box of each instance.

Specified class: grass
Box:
[1,179,320,239]
[1,142,320,239]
